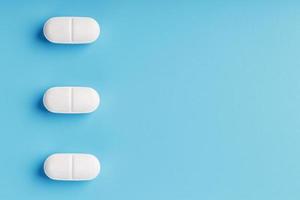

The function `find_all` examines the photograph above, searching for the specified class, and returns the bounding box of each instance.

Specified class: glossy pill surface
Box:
[44,153,101,181]
[43,17,100,44]
[43,87,100,114]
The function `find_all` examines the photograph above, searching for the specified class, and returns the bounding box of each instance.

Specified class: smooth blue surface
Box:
[1,0,300,199]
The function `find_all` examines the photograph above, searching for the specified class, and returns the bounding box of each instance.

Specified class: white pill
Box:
[43,17,100,44]
[44,153,101,181]
[43,87,100,114]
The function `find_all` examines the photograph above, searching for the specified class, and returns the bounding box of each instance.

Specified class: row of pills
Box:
[42,17,102,181]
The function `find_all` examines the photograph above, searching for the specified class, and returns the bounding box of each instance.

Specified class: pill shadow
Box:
[36,26,49,44]
[37,94,48,114]
[37,161,48,181]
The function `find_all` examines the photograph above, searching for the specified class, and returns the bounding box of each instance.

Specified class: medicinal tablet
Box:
[43,87,100,114]
[43,17,100,44]
[44,153,101,181]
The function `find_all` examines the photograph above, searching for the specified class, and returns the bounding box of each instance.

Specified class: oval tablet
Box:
[43,87,100,114]
[44,153,101,181]
[43,17,100,44]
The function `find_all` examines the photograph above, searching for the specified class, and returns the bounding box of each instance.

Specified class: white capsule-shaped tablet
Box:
[44,153,101,181]
[43,17,100,44]
[43,87,100,114]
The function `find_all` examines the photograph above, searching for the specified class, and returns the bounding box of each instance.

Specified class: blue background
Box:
[1,0,300,199]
